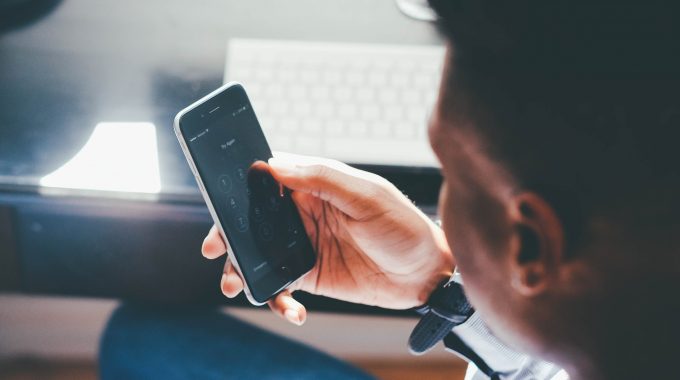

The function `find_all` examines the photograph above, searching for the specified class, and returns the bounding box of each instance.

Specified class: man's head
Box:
[427,0,680,375]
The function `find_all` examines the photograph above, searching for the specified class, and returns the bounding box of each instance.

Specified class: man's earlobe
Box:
[509,193,564,297]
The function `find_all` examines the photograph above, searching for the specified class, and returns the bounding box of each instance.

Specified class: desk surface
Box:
[0,0,443,201]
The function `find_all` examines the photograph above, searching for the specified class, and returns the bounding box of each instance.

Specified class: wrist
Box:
[414,226,455,305]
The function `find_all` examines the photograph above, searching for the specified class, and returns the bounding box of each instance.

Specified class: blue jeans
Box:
[99,304,374,380]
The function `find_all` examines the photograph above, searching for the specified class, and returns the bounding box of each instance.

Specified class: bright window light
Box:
[40,122,161,194]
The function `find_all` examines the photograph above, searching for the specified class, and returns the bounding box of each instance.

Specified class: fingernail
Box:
[284,309,302,326]
[268,157,297,175]
[220,273,229,296]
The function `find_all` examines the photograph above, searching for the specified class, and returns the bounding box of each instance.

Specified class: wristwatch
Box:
[408,269,474,354]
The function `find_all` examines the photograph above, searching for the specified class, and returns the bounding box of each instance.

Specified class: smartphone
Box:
[174,83,316,305]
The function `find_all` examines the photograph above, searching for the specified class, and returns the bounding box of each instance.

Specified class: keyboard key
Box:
[289,84,307,100]
[256,68,274,82]
[315,103,334,118]
[300,69,320,84]
[349,59,370,70]
[368,71,388,87]
[269,101,288,115]
[280,68,296,82]
[232,66,253,80]
[422,60,441,72]
[259,116,275,131]
[302,120,319,133]
[295,136,322,155]
[269,100,288,117]
[310,86,331,100]
[425,91,437,107]
[397,60,416,71]
[326,120,345,136]
[349,121,368,137]
[371,121,391,137]
[254,100,268,114]
[338,103,357,120]
[265,84,285,98]
[416,122,429,138]
[384,105,403,121]
[413,73,433,88]
[402,90,421,104]
[394,122,415,139]
[323,70,342,85]
[406,106,426,123]
[356,88,375,102]
[292,102,312,118]
[280,119,298,132]
[360,105,381,121]
[247,83,263,97]
[346,71,364,86]
[333,87,352,102]
[373,59,392,70]
[269,135,292,150]
[378,89,399,104]
[390,72,409,87]
[267,121,279,132]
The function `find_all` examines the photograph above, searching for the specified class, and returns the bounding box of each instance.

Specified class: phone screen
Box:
[178,84,315,303]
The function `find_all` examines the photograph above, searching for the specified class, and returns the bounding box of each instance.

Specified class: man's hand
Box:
[202,153,453,325]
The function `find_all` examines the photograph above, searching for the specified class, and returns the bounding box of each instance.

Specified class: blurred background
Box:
[0,0,465,378]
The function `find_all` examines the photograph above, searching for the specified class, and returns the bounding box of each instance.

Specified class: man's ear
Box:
[509,192,565,297]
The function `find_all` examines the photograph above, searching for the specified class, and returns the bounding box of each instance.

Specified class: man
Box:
[101,1,680,379]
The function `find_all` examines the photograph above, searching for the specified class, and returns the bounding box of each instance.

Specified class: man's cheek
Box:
[439,185,472,274]
[438,184,456,251]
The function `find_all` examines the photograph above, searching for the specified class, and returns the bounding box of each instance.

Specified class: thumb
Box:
[267,153,389,220]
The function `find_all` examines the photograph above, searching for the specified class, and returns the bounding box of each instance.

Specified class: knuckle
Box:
[365,176,394,198]
[363,182,384,200]
[306,163,335,182]
[371,174,396,191]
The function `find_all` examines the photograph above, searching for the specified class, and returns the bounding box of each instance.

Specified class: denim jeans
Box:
[99,304,374,380]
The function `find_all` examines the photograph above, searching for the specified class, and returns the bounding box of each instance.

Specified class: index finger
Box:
[267,153,391,221]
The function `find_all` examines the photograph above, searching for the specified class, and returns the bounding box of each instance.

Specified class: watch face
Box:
[408,279,474,355]
[438,281,474,316]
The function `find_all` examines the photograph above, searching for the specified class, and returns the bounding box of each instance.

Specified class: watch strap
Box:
[408,277,474,355]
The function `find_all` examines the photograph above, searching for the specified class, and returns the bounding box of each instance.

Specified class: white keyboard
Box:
[225,39,445,167]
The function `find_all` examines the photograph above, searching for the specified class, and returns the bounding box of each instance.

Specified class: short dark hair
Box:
[429,0,680,249]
